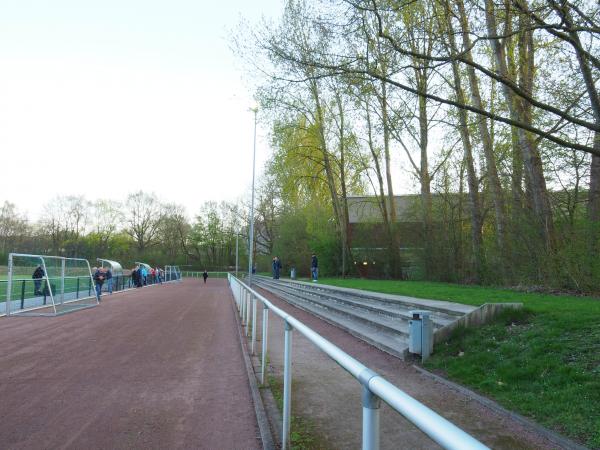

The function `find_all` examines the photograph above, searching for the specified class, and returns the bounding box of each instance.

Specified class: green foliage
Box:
[317,278,600,448]
[271,203,339,277]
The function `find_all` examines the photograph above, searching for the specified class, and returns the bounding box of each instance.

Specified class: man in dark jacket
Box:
[274,257,282,279]
[311,253,318,282]
[93,268,105,300]
[202,270,208,284]
[32,265,45,295]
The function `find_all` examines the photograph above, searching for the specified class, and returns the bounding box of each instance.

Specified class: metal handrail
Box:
[228,274,488,450]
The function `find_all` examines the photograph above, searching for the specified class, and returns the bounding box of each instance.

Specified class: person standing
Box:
[202,270,208,284]
[274,256,282,280]
[311,253,318,282]
[156,267,162,284]
[93,267,105,300]
[141,266,148,286]
[105,267,113,294]
[32,265,45,296]
[272,257,277,279]
[132,266,141,288]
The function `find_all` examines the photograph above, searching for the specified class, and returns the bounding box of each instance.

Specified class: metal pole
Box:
[362,386,381,450]
[236,233,239,278]
[61,258,66,304]
[282,320,293,450]
[240,288,246,327]
[41,257,56,315]
[248,107,257,286]
[251,293,257,354]
[245,290,252,336]
[6,254,13,316]
[261,305,269,385]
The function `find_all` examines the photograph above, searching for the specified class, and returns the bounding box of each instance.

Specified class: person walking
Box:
[105,267,113,294]
[311,253,318,282]
[202,270,208,284]
[32,265,45,296]
[93,267,105,300]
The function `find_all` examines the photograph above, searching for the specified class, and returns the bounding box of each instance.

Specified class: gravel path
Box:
[256,287,561,450]
[0,279,261,450]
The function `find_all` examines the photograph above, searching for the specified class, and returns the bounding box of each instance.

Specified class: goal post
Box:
[4,253,99,317]
[165,265,182,282]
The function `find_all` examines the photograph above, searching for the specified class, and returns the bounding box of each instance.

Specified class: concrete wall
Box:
[434,302,523,345]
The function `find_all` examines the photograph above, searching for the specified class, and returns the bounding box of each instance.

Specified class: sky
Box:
[0,0,282,219]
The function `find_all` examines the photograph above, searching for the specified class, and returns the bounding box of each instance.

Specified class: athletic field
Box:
[0,279,261,449]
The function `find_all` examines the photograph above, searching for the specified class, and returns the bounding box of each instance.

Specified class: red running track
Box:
[0,279,261,450]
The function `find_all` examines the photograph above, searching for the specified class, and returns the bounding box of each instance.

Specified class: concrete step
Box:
[256,281,409,358]
[264,279,456,328]
[253,276,480,360]
[259,280,411,337]
[271,277,475,317]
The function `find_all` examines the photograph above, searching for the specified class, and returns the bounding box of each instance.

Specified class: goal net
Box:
[3,253,99,316]
[165,265,182,282]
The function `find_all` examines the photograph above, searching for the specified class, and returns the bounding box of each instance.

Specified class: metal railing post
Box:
[251,293,257,354]
[20,280,26,309]
[6,254,13,316]
[261,305,269,385]
[359,369,381,450]
[61,258,66,304]
[242,289,247,325]
[282,320,293,450]
[245,291,252,336]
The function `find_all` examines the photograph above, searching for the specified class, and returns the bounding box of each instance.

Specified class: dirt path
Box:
[256,287,560,450]
[0,279,261,450]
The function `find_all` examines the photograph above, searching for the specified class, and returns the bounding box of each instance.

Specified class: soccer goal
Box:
[164,265,182,282]
[3,253,99,317]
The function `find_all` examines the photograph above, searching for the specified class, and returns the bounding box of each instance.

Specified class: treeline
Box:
[238,0,600,290]
[0,193,248,271]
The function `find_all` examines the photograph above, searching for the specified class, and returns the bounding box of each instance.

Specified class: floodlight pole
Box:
[248,107,258,286]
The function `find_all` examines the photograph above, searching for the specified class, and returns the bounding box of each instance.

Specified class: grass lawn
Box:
[316,278,600,449]
[0,276,96,305]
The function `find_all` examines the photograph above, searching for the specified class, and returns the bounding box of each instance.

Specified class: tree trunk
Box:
[457,0,508,261]
[443,5,484,281]
[484,0,554,251]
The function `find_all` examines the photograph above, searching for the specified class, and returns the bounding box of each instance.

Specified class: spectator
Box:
[32,265,45,296]
[132,266,142,288]
[311,253,318,282]
[150,267,156,284]
[274,256,282,280]
[93,267,105,300]
[141,266,148,286]
[105,267,113,294]
[156,267,162,284]
[202,270,208,284]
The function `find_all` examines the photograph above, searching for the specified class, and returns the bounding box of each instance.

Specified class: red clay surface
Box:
[0,279,261,450]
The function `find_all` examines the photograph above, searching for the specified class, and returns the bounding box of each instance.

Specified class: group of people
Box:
[271,253,319,282]
[131,265,163,288]
[29,263,172,302]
